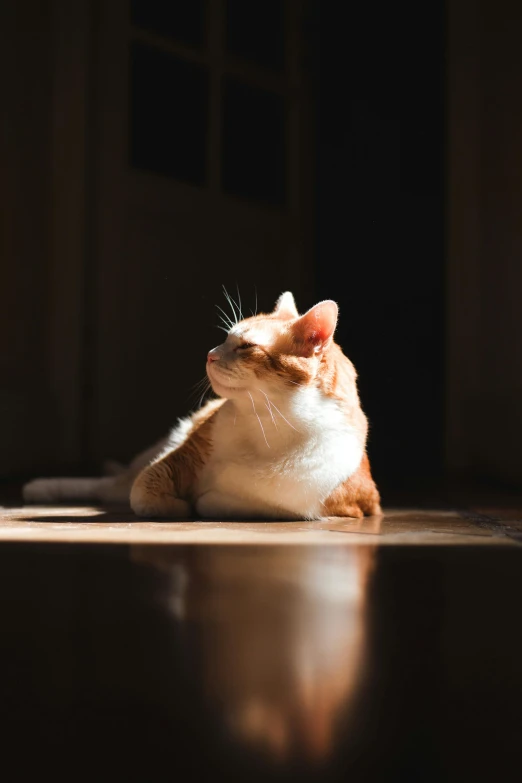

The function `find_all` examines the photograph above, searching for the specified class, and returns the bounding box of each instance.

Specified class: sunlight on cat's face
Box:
[206,320,296,397]
[205,291,338,400]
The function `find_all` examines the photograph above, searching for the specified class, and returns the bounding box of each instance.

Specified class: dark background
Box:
[1,7,522,780]
[1,0,522,498]
[314,1,445,485]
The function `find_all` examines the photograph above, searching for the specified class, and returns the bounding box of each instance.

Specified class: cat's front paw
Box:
[130,483,191,519]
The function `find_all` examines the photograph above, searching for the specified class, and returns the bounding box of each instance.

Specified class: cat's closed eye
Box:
[235,342,255,351]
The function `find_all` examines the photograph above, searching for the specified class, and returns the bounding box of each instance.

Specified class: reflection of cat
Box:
[131,545,376,762]
[24,292,380,520]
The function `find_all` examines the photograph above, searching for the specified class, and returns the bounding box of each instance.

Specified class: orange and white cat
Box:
[23,293,381,519]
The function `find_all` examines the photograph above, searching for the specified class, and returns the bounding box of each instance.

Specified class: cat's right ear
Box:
[291,300,338,356]
[273,291,299,320]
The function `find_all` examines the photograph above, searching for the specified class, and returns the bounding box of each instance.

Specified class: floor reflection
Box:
[131,545,376,762]
[1,542,521,781]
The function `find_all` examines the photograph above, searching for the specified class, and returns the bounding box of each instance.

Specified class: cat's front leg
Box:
[130,462,191,519]
[131,404,218,519]
[195,490,245,518]
[195,490,289,520]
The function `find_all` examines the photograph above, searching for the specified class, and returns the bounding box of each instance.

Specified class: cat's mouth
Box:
[207,365,242,396]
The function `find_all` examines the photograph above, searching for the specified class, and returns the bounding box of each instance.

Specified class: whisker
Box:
[190,376,210,393]
[222,286,239,325]
[228,288,242,320]
[216,315,232,331]
[254,286,258,316]
[221,286,235,322]
[236,284,244,321]
[224,284,244,323]
[261,394,300,433]
[216,304,234,330]
[247,391,270,448]
[197,382,211,408]
[263,400,278,430]
[257,389,279,430]
[217,313,232,329]
[188,376,212,407]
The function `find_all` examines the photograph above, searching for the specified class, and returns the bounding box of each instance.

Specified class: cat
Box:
[23,292,381,520]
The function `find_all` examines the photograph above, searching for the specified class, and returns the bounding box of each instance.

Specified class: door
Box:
[88,0,313,464]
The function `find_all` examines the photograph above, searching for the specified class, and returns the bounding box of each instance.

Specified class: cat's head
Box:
[206,292,340,399]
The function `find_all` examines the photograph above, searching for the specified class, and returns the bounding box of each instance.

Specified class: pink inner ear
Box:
[293,301,338,350]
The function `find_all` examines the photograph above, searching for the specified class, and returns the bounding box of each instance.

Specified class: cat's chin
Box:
[207,373,243,398]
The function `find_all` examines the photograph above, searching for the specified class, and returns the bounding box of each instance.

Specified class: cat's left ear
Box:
[292,300,338,355]
[273,291,299,320]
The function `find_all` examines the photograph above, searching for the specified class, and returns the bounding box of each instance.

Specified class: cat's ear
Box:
[273,291,299,320]
[292,300,338,355]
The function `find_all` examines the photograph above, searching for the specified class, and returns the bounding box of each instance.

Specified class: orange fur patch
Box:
[322,454,382,518]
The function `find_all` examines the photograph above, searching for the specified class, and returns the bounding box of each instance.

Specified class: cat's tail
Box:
[22,439,167,506]
[22,475,132,505]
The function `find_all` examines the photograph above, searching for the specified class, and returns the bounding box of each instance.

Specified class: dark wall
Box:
[313,2,446,486]
[4,0,522,491]
[447,0,522,486]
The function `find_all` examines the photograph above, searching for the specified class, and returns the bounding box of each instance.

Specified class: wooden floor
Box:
[1,503,521,545]
[1,496,521,781]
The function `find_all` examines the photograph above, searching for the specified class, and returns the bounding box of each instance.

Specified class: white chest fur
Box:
[195,388,363,520]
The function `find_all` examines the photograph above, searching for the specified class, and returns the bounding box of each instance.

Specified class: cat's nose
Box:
[207,350,219,364]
